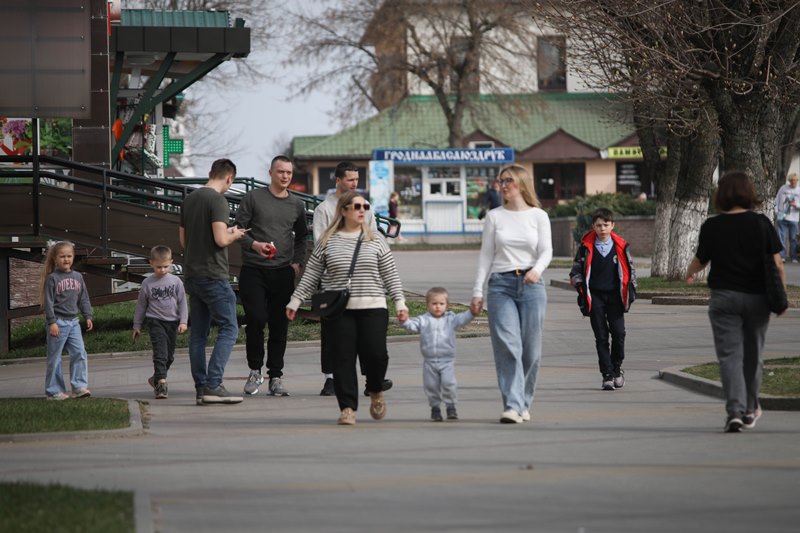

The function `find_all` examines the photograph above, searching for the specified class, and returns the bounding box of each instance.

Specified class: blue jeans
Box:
[487,273,547,413]
[45,318,88,396]
[184,278,239,391]
[776,219,798,260]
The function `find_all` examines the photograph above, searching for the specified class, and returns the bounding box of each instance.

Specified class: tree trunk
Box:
[665,115,719,280]
[648,134,681,278]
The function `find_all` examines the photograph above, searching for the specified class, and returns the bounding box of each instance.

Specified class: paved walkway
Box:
[1,253,798,533]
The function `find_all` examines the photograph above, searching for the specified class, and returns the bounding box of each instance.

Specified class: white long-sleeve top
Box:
[288,231,407,312]
[472,206,553,298]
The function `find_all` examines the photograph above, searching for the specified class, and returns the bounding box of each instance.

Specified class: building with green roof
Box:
[291,92,646,240]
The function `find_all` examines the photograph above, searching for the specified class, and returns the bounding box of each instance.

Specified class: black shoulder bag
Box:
[311,233,363,320]
[759,216,788,315]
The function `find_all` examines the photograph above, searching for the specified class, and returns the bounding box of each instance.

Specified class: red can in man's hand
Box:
[262,241,277,259]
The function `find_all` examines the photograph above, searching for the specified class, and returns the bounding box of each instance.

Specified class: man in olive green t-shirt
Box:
[179,158,248,405]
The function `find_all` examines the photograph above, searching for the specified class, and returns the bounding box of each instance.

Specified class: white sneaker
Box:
[500,409,523,424]
[521,410,531,422]
[243,370,263,395]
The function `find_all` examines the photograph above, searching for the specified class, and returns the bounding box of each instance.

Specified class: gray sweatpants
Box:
[423,357,457,408]
[707,289,771,419]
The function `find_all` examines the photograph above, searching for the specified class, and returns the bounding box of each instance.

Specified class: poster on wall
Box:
[369,160,394,216]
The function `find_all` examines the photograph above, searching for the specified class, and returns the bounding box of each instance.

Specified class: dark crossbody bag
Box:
[311,232,363,319]
[759,216,788,315]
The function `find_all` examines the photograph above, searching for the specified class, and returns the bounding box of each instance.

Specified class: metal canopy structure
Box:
[108,9,250,164]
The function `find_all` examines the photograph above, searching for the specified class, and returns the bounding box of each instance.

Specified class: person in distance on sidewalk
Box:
[686,171,784,433]
[569,208,637,391]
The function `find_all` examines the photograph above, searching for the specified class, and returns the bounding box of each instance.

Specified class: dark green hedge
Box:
[547,193,656,243]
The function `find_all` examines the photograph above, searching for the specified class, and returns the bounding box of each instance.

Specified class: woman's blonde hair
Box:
[499,164,540,208]
[318,190,376,247]
[39,241,75,307]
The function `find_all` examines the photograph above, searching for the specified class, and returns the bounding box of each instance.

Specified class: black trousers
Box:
[327,308,389,411]
[321,318,368,376]
[148,318,178,380]
[588,289,626,377]
[239,265,295,378]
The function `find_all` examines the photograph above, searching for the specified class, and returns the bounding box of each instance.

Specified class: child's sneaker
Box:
[431,406,443,422]
[601,376,615,391]
[446,405,458,420]
[47,392,70,401]
[613,371,625,389]
[72,388,91,398]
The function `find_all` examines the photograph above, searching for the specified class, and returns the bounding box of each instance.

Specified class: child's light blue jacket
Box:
[400,310,475,359]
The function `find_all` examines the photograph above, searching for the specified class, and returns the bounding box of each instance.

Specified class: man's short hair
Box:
[270,155,293,169]
[150,245,172,261]
[335,161,359,180]
[592,208,615,223]
[209,158,236,180]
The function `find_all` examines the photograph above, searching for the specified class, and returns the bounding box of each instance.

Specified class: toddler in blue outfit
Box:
[400,287,477,421]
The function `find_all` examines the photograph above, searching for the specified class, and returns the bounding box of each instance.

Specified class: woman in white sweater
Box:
[470,164,552,424]
[287,191,408,425]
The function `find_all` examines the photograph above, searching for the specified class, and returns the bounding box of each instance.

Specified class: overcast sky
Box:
[184,49,341,180]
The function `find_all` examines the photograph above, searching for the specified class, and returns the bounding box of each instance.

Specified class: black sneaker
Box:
[446,405,458,420]
[431,406,443,422]
[202,384,243,404]
[364,379,393,396]
[320,377,335,396]
[602,375,615,391]
[724,416,743,433]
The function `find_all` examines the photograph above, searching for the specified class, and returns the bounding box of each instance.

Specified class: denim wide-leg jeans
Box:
[185,278,239,392]
[487,273,547,414]
[45,317,88,396]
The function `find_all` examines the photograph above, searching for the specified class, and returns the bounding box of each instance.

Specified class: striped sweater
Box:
[288,231,407,312]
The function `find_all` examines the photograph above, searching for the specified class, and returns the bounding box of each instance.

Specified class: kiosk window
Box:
[394,166,422,219]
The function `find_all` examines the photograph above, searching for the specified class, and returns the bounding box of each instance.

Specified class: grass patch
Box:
[0,398,130,434]
[683,360,800,397]
[6,297,488,359]
[0,481,133,533]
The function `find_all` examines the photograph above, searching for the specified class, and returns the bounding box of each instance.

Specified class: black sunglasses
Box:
[347,202,370,211]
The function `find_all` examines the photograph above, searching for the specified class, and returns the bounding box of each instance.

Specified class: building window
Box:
[616,161,654,198]
[533,163,585,205]
[469,141,495,149]
[466,166,499,219]
[537,36,566,91]
[428,166,461,197]
[394,166,423,219]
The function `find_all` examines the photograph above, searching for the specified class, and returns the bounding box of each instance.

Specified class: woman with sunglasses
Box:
[287,191,409,425]
[471,164,552,424]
